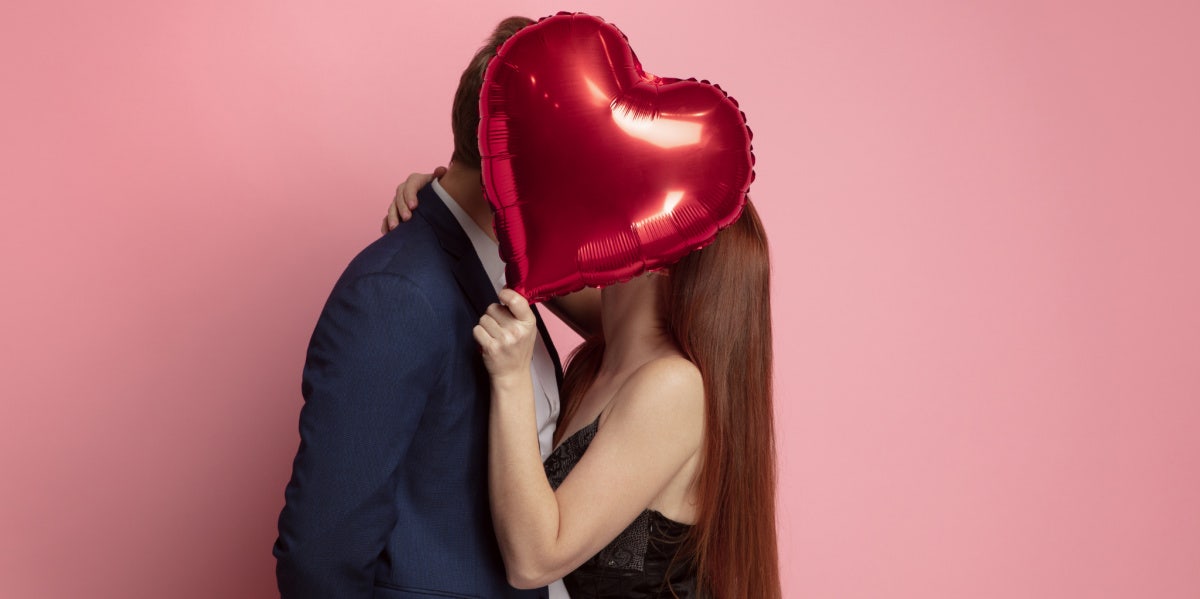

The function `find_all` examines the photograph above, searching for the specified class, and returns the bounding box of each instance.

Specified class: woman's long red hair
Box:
[557,201,780,598]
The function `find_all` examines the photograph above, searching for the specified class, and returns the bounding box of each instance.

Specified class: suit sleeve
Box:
[274,273,446,599]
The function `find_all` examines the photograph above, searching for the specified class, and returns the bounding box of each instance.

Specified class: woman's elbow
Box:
[505,560,559,589]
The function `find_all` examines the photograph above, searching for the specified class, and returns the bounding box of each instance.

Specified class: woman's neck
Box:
[597,274,673,377]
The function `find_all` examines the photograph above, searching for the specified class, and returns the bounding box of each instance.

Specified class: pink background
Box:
[2,1,1198,597]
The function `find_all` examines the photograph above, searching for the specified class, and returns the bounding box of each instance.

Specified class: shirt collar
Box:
[431,178,505,294]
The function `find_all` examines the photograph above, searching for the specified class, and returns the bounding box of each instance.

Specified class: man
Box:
[274,17,591,599]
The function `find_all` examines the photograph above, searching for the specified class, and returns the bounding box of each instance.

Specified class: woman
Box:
[387,176,780,598]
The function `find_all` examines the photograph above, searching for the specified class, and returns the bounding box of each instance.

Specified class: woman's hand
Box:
[380,166,447,233]
[473,289,538,388]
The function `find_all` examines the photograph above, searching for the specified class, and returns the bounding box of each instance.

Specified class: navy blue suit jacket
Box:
[274,183,562,599]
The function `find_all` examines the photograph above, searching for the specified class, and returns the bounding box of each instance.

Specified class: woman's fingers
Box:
[497,289,534,324]
[475,300,536,378]
[478,313,505,340]
[472,324,493,350]
[486,302,518,327]
[389,184,411,227]
[418,166,447,207]
[399,172,424,210]
[480,301,532,349]
[386,167,446,231]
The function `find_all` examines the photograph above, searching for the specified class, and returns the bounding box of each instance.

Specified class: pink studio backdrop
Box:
[2,1,1198,597]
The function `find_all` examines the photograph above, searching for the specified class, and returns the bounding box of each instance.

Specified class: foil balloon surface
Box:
[479,12,755,302]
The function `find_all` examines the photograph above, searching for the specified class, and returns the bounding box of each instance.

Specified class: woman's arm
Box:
[475,291,703,588]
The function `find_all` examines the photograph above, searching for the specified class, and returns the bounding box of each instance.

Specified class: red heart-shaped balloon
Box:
[480,12,754,303]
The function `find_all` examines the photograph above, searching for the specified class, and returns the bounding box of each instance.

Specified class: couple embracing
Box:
[273,16,780,599]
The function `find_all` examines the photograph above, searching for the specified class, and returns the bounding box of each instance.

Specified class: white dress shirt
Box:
[432,180,570,599]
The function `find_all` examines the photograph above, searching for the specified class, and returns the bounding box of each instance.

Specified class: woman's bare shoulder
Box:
[602,354,704,429]
[633,353,702,390]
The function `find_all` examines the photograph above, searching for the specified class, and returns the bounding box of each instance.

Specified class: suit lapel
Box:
[415,183,499,316]
[417,182,563,388]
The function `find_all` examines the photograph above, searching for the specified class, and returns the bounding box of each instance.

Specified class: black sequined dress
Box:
[543,417,697,598]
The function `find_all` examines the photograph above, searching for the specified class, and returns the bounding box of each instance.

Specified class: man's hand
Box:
[381,166,447,233]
